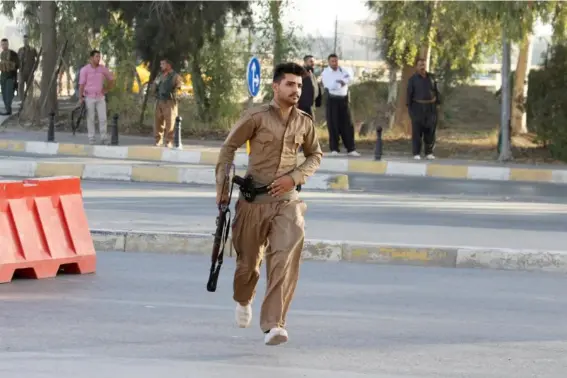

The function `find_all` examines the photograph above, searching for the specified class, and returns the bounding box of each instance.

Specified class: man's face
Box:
[1,40,8,51]
[304,57,315,69]
[23,36,29,46]
[91,53,101,65]
[272,73,302,106]
[417,60,426,74]
[160,60,169,72]
[328,56,338,69]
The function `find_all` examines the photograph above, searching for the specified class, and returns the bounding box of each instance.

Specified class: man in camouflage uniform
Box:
[153,59,182,147]
[17,35,38,101]
[0,38,20,115]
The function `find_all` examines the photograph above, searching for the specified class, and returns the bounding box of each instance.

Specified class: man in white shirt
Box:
[320,54,360,157]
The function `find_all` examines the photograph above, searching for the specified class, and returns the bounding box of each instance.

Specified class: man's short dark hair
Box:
[1,38,8,43]
[327,53,338,60]
[90,49,100,57]
[303,55,313,61]
[273,62,306,82]
[416,57,426,64]
[161,59,173,66]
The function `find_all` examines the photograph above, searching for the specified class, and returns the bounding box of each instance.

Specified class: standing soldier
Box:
[215,62,322,346]
[153,59,182,147]
[17,35,38,101]
[406,58,441,160]
[0,38,19,116]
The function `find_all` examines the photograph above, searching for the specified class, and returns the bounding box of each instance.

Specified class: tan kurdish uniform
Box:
[215,99,322,332]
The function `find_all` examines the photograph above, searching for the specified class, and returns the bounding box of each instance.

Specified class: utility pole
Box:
[498,28,512,162]
[333,15,338,54]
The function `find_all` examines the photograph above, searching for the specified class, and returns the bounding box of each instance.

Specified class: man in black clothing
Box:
[0,38,19,116]
[406,58,441,160]
[297,55,321,119]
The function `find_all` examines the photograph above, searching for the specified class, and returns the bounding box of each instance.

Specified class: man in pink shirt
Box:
[78,50,114,144]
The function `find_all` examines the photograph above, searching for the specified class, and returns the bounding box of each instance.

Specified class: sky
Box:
[282,0,552,37]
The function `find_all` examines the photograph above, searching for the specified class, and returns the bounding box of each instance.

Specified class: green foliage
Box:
[199,30,248,123]
[366,0,430,68]
[527,43,567,161]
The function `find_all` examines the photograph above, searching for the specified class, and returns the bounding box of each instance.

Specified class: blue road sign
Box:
[246,56,261,97]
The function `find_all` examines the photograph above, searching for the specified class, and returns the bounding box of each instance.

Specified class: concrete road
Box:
[76,179,567,250]
[1,252,567,377]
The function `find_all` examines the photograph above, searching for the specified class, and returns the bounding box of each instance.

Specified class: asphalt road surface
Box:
[1,252,567,377]
[72,178,567,250]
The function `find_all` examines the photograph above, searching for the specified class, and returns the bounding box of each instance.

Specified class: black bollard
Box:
[111,113,119,145]
[47,112,56,142]
[374,125,383,161]
[174,116,182,149]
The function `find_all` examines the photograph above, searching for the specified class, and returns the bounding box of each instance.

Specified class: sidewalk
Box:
[1,128,567,185]
[0,153,349,191]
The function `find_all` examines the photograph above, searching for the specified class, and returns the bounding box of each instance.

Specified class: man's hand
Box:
[269,175,296,197]
[336,80,346,86]
[216,191,229,206]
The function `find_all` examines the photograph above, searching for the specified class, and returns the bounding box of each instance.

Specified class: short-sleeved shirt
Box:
[79,64,114,99]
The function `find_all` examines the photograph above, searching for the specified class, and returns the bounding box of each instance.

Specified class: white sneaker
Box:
[425,154,435,160]
[330,151,339,156]
[413,155,421,160]
[235,304,252,328]
[347,151,361,157]
[264,327,289,346]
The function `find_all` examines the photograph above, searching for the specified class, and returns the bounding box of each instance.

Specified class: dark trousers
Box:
[297,104,313,117]
[325,94,355,153]
[410,103,437,156]
[1,77,15,114]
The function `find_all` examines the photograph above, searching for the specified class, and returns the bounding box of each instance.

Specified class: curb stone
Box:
[0,159,349,191]
[1,139,567,185]
[91,229,567,274]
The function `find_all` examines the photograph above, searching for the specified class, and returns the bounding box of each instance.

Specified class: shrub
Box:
[527,44,567,161]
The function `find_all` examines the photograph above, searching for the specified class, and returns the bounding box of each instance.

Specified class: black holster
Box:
[233,174,302,203]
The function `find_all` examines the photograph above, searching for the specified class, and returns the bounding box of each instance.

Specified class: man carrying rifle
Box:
[215,62,322,346]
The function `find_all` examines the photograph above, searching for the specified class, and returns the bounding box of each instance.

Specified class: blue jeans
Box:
[1,77,15,113]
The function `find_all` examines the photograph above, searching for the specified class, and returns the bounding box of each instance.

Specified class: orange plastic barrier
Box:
[0,176,96,283]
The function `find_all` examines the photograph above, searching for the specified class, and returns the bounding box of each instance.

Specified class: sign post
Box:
[245,56,261,155]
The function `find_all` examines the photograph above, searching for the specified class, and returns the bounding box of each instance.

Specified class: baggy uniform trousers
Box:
[231,195,307,332]
[85,96,108,143]
[154,99,178,145]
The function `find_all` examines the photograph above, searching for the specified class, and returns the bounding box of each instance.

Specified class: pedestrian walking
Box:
[17,35,38,101]
[215,62,323,346]
[0,38,19,116]
[406,58,441,160]
[78,50,115,145]
[320,53,360,157]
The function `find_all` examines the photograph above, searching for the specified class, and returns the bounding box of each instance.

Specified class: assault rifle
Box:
[206,163,237,292]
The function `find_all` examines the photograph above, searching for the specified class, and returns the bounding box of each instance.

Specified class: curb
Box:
[0,159,350,190]
[91,229,567,274]
[1,139,567,185]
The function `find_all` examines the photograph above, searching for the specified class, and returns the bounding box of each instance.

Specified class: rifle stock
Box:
[206,164,236,292]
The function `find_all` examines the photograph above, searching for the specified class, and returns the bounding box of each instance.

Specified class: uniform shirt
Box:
[79,63,114,99]
[0,49,19,80]
[17,45,38,75]
[216,99,323,202]
[321,66,351,97]
[154,71,182,101]
[406,72,441,106]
